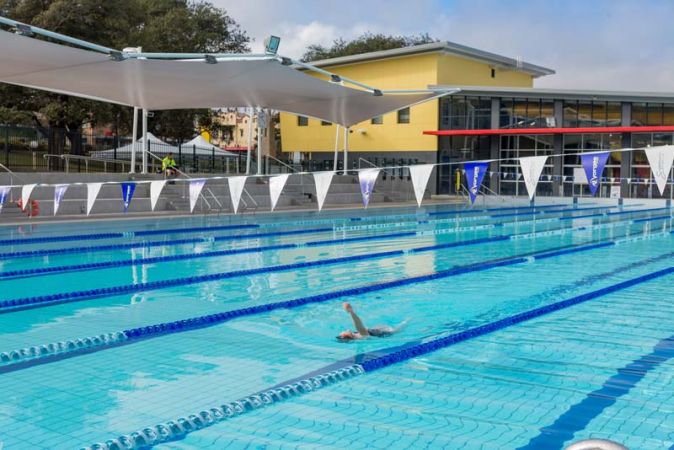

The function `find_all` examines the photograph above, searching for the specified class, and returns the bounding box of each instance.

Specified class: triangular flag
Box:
[228,176,247,214]
[150,180,167,211]
[463,162,489,204]
[626,178,631,184]
[581,152,610,196]
[644,145,674,196]
[269,174,290,212]
[21,184,37,211]
[53,184,68,216]
[313,171,334,211]
[189,179,206,213]
[86,183,103,216]
[409,164,434,207]
[120,182,136,212]
[519,156,548,200]
[358,169,380,208]
[0,186,10,213]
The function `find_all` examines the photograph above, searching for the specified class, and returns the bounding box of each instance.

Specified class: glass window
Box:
[632,103,664,126]
[297,116,308,126]
[397,107,410,124]
[321,121,331,126]
[500,98,554,128]
[371,116,383,125]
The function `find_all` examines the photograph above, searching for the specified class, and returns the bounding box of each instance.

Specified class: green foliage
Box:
[302,32,438,62]
[0,0,250,142]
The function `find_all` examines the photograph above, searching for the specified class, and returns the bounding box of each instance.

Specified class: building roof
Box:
[432,85,674,102]
[306,42,555,78]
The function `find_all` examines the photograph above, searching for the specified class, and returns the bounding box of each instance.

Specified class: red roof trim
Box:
[423,126,674,136]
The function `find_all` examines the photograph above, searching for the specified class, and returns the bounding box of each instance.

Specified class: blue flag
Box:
[0,186,9,212]
[121,182,136,212]
[463,162,489,204]
[581,152,610,196]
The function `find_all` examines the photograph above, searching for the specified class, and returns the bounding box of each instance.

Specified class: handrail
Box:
[264,154,296,173]
[43,153,127,173]
[146,149,216,210]
[358,157,396,177]
[0,162,31,185]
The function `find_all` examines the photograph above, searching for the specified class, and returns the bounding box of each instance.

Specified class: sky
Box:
[217,0,674,91]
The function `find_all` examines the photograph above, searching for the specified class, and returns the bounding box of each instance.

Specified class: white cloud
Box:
[214,0,674,91]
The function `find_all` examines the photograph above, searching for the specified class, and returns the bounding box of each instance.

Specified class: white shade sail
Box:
[0,29,449,127]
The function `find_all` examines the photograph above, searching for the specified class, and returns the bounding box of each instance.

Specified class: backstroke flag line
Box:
[645,145,674,196]
[581,152,610,196]
[150,180,167,211]
[269,174,290,211]
[86,182,103,216]
[189,179,206,213]
[53,184,68,216]
[520,156,548,200]
[463,162,489,204]
[227,176,247,214]
[0,186,10,212]
[313,171,334,211]
[409,164,434,207]
[21,183,36,211]
[358,168,380,208]
[121,182,136,212]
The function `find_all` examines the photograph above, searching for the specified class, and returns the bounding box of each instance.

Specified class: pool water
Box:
[0,201,672,449]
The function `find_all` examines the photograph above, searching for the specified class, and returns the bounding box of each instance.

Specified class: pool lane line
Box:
[0,204,621,261]
[1,211,670,313]
[13,204,668,282]
[0,204,611,257]
[0,206,652,280]
[83,265,674,450]
[0,203,574,247]
[0,238,615,373]
[518,334,674,450]
[0,204,642,261]
[1,231,661,375]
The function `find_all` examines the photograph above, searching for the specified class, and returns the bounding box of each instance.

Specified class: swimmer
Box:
[336,302,406,341]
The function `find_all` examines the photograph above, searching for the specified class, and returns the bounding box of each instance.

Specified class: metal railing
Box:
[43,154,129,173]
[264,154,296,173]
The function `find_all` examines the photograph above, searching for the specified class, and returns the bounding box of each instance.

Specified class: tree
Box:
[0,0,250,154]
[302,32,438,62]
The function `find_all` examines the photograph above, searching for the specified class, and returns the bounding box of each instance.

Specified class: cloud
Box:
[215,0,674,91]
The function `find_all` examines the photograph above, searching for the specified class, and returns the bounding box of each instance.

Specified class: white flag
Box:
[228,176,247,214]
[189,179,206,213]
[409,164,434,207]
[313,171,334,211]
[358,169,380,208]
[519,156,548,200]
[86,182,103,216]
[645,145,674,196]
[269,174,290,211]
[150,180,167,211]
[53,184,68,216]
[21,183,37,211]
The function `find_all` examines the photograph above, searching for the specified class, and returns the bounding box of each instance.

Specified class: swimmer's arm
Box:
[345,304,370,336]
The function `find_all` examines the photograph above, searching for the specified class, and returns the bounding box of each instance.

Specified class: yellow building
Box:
[280,41,553,168]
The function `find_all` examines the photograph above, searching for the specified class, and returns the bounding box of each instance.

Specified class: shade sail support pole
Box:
[130,107,138,174]
[257,108,263,175]
[245,107,253,175]
[333,125,340,171]
[141,109,148,174]
[343,127,349,175]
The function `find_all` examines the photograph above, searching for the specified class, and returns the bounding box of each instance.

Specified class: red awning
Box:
[423,125,674,136]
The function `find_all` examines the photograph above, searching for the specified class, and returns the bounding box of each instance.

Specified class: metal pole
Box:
[257,109,263,175]
[245,107,253,174]
[130,107,138,173]
[141,108,148,174]
[342,127,349,175]
[333,125,340,171]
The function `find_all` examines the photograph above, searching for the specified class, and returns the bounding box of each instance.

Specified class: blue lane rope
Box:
[80,261,674,450]
[0,205,654,261]
[0,231,417,280]
[1,238,618,373]
[0,235,514,313]
[0,204,567,247]
[0,208,667,280]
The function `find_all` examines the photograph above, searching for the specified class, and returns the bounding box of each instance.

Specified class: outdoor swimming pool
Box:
[0,200,673,449]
